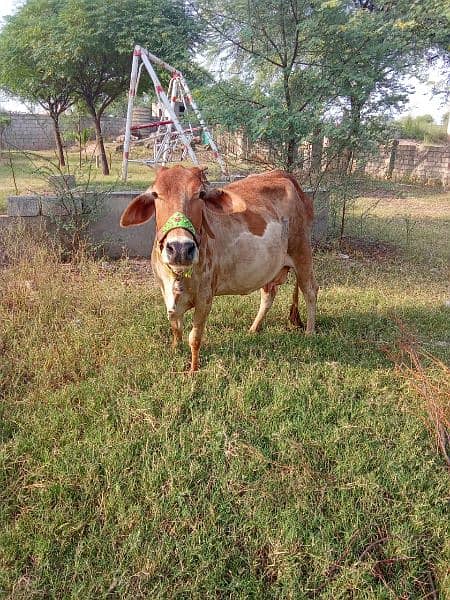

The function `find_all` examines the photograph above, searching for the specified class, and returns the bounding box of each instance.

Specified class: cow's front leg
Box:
[169,314,183,348]
[188,301,212,372]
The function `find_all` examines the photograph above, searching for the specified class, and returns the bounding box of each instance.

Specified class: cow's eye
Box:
[199,190,206,199]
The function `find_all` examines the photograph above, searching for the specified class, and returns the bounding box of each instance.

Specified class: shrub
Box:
[395,114,447,144]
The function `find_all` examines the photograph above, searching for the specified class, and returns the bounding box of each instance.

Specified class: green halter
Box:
[160,211,197,240]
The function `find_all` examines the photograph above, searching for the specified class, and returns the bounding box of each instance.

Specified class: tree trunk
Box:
[386,139,398,179]
[51,114,66,168]
[283,71,296,172]
[342,97,363,175]
[93,115,109,175]
[311,127,323,175]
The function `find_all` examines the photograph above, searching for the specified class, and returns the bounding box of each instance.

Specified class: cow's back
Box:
[222,170,313,227]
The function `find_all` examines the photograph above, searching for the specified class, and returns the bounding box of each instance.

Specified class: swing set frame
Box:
[121,45,228,180]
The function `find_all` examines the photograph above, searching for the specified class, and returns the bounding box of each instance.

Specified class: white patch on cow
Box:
[161,275,176,315]
[216,220,292,295]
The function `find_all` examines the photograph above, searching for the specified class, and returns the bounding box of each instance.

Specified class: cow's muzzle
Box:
[165,239,197,266]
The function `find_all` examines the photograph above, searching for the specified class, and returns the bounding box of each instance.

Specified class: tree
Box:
[53,0,199,174]
[325,0,449,171]
[0,112,11,156]
[193,0,331,170]
[0,0,75,167]
[0,0,198,175]
[394,114,447,143]
[193,0,448,172]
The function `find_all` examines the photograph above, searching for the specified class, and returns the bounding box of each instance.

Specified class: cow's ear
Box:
[201,188,246,214]
[120,192,156,227]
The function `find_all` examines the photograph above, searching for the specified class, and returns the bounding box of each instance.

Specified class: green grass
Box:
[0,188,449,598]
[0,149,154,213]
[0,148,226,213]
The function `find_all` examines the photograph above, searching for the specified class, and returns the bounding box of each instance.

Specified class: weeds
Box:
[3,148,117,257]
[383,319,450,469]
[402,214,416,248]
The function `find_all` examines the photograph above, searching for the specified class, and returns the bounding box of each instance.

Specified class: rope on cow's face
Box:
[162,262,193,280]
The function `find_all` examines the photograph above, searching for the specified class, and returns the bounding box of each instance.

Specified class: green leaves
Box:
[0,0,198,116]
[195,0,448,170]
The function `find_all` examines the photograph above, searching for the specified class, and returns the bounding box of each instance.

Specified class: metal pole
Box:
[140,51,199,165]
[179,74,229,178]
[121,46,141,181]
[142,46,227,176]
[141,47,180,76]
[162,77,178,163]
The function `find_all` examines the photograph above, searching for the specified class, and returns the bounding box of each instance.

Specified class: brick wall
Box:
[1,112,126,151]
[364,143,449,187]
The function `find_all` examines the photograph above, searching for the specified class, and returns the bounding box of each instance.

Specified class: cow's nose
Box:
[184,241,196,260]
[165,240,196,264]
[165,242,176,258]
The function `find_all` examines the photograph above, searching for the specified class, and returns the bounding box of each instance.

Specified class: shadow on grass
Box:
[200,304,449,371]
[362,183,449,200]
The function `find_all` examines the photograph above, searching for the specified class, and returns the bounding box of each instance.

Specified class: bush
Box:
[395,114,447,144]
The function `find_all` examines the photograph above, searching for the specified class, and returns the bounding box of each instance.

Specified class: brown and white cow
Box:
[120,165,318,371]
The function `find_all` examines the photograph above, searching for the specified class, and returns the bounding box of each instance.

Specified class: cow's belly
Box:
[215,221,290,295]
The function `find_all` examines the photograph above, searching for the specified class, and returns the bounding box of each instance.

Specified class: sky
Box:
[0,0,448,123]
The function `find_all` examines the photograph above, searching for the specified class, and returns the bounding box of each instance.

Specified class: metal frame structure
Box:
[121,45,228,180]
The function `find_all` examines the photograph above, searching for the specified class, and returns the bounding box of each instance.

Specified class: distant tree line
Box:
[394,114,448,144]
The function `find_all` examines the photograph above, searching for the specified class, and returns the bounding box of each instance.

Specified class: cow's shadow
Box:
[198,304,449,372]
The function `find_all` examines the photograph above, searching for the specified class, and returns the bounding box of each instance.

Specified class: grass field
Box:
[0,177,449,597]
[0,148,228,213]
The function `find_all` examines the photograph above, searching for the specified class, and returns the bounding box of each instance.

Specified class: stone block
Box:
[7,196,40,217]
[5,184,330,258]
[86,191,154,258]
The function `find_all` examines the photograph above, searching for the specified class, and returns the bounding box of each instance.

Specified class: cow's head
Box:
[120,165,246,274]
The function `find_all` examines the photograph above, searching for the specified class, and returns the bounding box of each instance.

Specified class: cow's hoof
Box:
[289,305,304,329]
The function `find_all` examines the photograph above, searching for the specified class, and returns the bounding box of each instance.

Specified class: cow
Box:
[120,165,318,372]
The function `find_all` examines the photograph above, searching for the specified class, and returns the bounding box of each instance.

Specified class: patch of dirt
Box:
[374,196,450,218]
[0,250,8,267]
[316,236,400,262]
[361,188,402,200]
[340,236,400,261]
[361,184,449,202]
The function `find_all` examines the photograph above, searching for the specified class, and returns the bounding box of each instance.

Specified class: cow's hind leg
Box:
[295,265,318,335]
[249,286,277,333]
[289,279,304,328]
[249,267,291,333]
[290,247,318,335]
